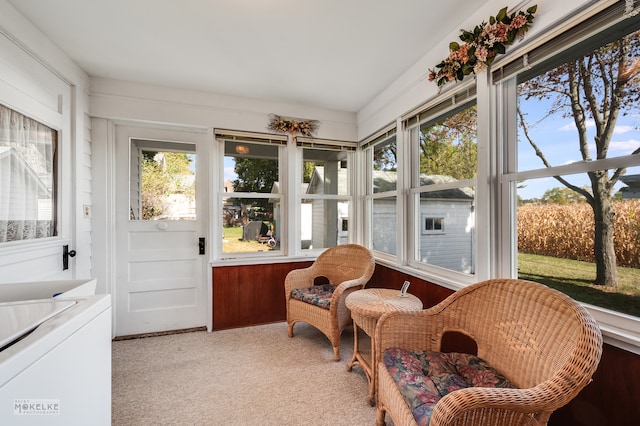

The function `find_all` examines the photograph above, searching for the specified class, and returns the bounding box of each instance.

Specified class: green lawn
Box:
[222,226,274,253]
[518,253,640,317]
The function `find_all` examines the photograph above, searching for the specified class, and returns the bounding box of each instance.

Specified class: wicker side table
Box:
[345,288,422,405]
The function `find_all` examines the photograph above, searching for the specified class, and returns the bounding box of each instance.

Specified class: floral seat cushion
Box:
[383,348,515,426]
[290,284,334,310]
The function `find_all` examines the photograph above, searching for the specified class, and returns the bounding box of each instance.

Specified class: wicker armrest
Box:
[284,265,317,297]
[375,309,443,356]
[431,386,555,426]
[332,277,367,299]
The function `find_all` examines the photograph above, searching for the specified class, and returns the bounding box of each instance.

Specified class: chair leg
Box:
[287,322,294,338]
[376,407,386,426]
[332,345,340,361]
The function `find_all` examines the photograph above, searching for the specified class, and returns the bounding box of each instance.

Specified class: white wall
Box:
[0,0,92,284]
[90,78,357,141]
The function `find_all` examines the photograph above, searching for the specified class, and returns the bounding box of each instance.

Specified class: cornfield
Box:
[518,199,640,268]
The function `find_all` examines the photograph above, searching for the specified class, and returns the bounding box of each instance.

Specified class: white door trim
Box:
[108,121,210,337]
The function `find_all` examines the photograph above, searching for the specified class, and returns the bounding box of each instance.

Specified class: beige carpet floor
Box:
[112,322,393,425]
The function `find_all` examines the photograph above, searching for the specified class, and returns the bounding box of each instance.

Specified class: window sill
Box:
[0,237,69,257]
[587,304,640,356]
[210,253,319,268]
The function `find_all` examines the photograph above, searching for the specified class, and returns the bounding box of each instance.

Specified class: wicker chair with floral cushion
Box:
[285,244,375,361]
[375,278,603,426]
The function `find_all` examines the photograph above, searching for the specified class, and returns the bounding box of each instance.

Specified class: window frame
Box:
[296,137,356,255]
[213,130,357,261]
[363,130,401,261]
[422,216,445,234]
[495,2,640,353]
[0,105,58,243]
[215,130,287,261]
[0,36,72,260]
[405,94,479,281]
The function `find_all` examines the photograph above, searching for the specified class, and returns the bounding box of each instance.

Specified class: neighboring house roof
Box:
[620,174,640,199]
[302,167,474,200]
[373,170,474,200]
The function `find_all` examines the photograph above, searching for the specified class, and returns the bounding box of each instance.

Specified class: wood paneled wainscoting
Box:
[212,262,640,425]
[211,260,452,330]
[212,261,312,330]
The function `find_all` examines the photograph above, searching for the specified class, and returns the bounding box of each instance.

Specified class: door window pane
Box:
[130,140,196,221]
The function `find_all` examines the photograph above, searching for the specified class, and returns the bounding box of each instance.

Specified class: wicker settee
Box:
[285,244,375,361]
[375,278,603,426]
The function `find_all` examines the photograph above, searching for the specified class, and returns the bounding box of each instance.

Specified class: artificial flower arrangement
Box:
[429,5,537,87]
[268,114,318,138]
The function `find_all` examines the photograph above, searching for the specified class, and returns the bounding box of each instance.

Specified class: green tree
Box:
[420,105,478,180]
[141,156,165,219]
[518,29,640,287]
[233,158,278,192]
[541,187,587,204]
[302,161,317,183]
[140,151,194,220]
[373,140,397,171]
[233,157,278,210]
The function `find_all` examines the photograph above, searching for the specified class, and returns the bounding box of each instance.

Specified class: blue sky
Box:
[517,95,640,200]
[224,156,236,183]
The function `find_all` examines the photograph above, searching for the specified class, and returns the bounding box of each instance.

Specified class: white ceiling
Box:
[8,0,489,113]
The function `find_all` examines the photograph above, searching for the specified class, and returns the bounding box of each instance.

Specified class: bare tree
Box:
[518,30,640,287]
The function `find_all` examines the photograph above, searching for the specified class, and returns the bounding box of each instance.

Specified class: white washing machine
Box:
[0,280,111,425]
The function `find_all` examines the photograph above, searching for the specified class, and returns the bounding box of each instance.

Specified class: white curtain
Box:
[0,104,56,242]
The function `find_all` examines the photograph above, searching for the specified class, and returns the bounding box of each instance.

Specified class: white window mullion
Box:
[397,119,410,266]
[498,77,519,279]
[285,137,297,257]
[475,68,493,281]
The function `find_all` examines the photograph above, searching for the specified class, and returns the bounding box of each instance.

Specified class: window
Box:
[217,132,286,255]
[422,216,444,234]
[0,105,57,243]
[407,99,478,275]
[300,144,353,250]
[500,3,640,319]
[129,140,196,221]
[215,130,355,258]
[364,131,398,256]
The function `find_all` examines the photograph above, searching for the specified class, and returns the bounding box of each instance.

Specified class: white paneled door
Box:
[114,125,208,336]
